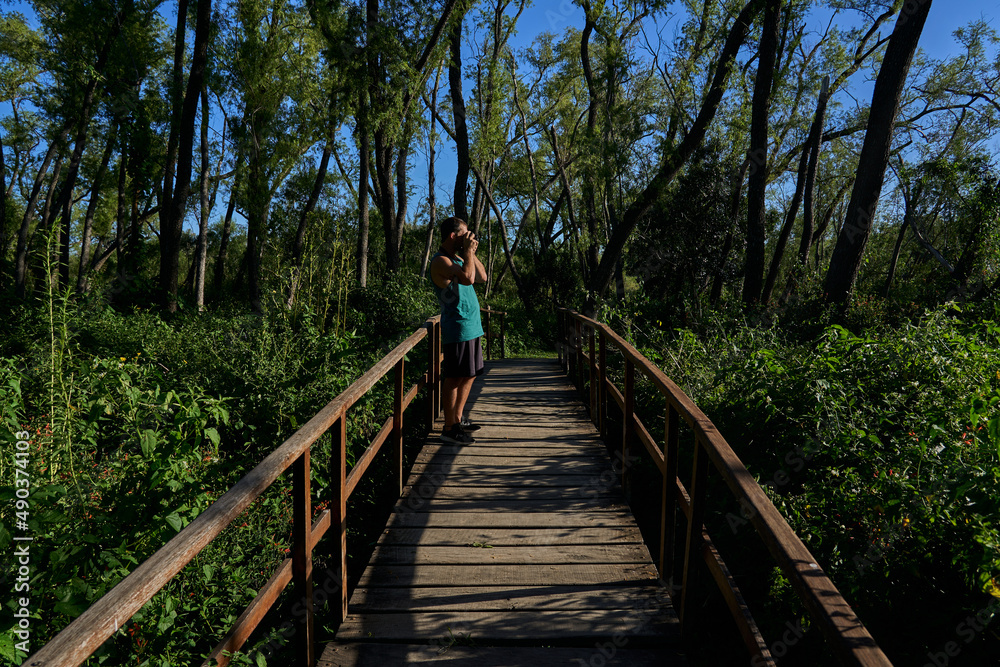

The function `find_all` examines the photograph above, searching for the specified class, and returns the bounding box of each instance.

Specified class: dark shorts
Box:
[442,338,485,379]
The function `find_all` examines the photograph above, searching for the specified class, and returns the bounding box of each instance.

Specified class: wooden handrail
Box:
[556,307,892,667]
[26,316,443,667]
[480,307,506,360]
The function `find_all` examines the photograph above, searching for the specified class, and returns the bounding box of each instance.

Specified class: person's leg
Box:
[453,376,475,425]
[442,377,461,429]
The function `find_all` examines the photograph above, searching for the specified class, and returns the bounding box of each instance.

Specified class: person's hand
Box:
[460,230,478,255]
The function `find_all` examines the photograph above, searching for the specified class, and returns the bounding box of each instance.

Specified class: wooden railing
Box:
[481,307,506,360]
[25,316,444,667]
[557,308,892,667]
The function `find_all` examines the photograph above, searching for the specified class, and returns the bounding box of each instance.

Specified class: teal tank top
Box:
[430,251,485,344]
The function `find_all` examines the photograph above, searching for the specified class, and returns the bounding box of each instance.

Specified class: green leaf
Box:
[140,429,157,456]
[165,512,183,532]
[203,564,215,581]
[205,427,220,447]
[989,416,1000,454]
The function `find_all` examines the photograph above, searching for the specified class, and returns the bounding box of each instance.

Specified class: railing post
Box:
[292,451,315,666]
[661,403,680,588]
[622,359,634,494]
[435,320,442,419]
[330,409,348,625]
[679,437,709,633]
[484,309,492,360]
[428,320,440,425]
[394,357,404,495]
[557,310,564,368]
[575,318,584,393]
[500,311,506,359]
[598,330,607,441]
[588,326,597,425]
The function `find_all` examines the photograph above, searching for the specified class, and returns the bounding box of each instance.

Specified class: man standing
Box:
[429,217,488,444]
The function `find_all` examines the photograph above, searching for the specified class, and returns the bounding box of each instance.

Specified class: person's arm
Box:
[431,248,477,289]
[472,252,488,284]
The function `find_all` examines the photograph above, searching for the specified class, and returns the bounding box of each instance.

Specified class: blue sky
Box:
[3,0,1000,233]
[418,0,1000,218]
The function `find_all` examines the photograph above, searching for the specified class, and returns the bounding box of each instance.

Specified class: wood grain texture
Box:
[322,359,680,666]
[318,643,687,667]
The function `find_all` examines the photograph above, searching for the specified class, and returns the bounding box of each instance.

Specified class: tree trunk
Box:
[449,8,470,222]
[742,0,780,306]
[420,63,443,279]
[882,214,909,298]
[0,132,7,275]
[824,0,932,304]
[194,86,211,311]
[710,159,750,304]
[356,97,371,287]
[762,117,809,306]
[588,0,765,299]
[799,76,830,265]
[287,133,333,306]
[161,0,189,215]
[160,0,211,312]
[76,129,117,293]
[580,15,601,279]
[214,164,239,296]
[53,17,125,290]
[15,137,67,297]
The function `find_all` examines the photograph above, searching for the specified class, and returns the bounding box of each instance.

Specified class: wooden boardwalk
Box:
[318,359,686,666]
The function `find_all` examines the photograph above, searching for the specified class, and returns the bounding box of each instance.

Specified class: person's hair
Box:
[440,216,467,239]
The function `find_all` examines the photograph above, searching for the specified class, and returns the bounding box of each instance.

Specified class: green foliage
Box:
[0,284,432,664]
[610,298,1000,662]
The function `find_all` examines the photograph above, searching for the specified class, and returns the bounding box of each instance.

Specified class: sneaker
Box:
[440,425,475,445]
[459,416,481,432]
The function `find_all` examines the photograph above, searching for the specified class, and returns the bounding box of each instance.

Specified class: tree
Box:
[586,0,765,301]
[824,0,932,304]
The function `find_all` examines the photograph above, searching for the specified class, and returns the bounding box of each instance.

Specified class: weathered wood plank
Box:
[376,526,644,547]
[418,444,607,457]
[318,643,688,667]
[348,583,671,611]
[405,473,614,489]
[399,486,621,502]
[393,497,629,513]
[336,609,677,642]
[367,543,652,566]
[386,509,636,528]
[356,563,660,587]
[408,461,610,476]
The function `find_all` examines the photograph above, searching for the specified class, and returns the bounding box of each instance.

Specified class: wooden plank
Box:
[367,543,652,566]
[418,438,607,457]
[357,563,660,587]
[348,583,672,611]
[392,498,630,513]
[376,526,644,547]
[386,510,636,529]
[408,461,611,476]
[417,444,607,458]
[318,643,688,667]
[399,486,621,501]
[413,454,609,467]
[406,473,622,489]
[335,609,677,642]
